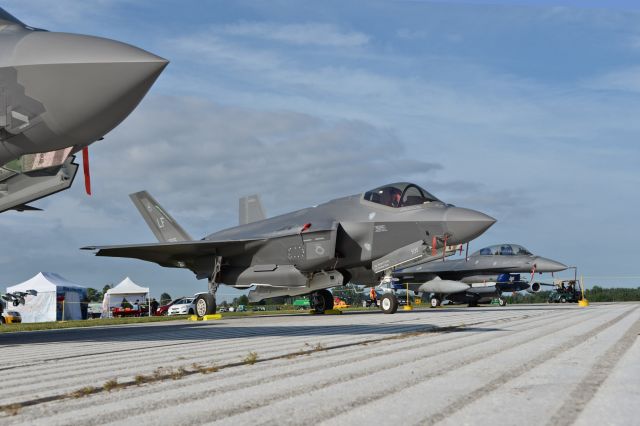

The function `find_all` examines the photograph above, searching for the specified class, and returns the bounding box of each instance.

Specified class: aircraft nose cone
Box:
[10,32,168,148]
[534,257,568,273]
[444,207,496,244]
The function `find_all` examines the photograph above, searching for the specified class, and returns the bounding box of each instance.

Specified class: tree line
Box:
[506,286,640,304]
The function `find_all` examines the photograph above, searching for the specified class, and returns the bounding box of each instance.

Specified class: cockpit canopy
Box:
[474,244,533,256]
[363,182,440,208]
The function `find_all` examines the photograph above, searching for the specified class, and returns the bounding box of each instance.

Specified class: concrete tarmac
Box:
[0,303,638,425]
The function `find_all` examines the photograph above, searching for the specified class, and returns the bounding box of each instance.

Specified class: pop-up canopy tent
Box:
[102,277,150,317]
[6,272,88,322]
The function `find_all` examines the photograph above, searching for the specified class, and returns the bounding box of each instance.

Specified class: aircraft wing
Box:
[82,238,265,268]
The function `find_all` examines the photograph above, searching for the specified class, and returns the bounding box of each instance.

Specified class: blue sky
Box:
[1,1,639,298]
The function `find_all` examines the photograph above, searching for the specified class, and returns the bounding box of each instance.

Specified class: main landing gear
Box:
[311,289,334,314]
[379,293,399,314]
[194,256,221,317]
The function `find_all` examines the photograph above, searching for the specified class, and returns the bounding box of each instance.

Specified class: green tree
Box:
[102,284,112,296]
[87,288,102,303]
[160,292,172,305]
[238,295,249,305]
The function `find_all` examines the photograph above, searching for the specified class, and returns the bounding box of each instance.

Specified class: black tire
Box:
[498,298,507,307]
[194,293,216,317]
[560,297,567,303]
[311,289,333,313]
[380,293,398,314]
[320,289,334,311]
[0,316,5,325]
[468,300,478,307]
[188,309,194,315]
[430,297,441,308]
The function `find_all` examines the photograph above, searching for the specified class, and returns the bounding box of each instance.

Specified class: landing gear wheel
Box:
[194,293,216,317]
[311,289,333,313]
[320,289,334,311]
[430,296,441,308]
[468,300,478,307]
[380,293,398,314]
[498,298,507,307]
[560,297,567,303]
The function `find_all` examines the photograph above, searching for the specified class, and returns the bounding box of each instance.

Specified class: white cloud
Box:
[2,0,127,29]
[583,66,640,93]
[215,22,369,47]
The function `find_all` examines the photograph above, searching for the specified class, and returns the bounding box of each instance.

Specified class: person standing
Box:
[150,298,159,315]
[369,287,377,307]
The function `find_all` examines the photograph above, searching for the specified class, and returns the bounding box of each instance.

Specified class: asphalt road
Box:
[0,303,638,425]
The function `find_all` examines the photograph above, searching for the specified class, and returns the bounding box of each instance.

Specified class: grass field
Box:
[0,304,404,333]
[0,315,189,333]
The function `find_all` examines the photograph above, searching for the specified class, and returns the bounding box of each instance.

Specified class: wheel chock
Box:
[188,314,223,321]
[403,305,414,311]
[309,309,342,315]
[578,299,589,307]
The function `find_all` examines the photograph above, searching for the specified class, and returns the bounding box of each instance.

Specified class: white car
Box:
[167,297,196,316]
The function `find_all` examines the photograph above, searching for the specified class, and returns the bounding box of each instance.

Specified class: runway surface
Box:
[0,303,638,425]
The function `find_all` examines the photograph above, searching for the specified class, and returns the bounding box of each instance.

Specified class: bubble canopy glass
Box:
[363,182,440,208]
[474,244,533,256]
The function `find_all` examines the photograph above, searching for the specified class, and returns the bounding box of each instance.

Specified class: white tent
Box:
[103,277,150,317]
[6,272,87,323]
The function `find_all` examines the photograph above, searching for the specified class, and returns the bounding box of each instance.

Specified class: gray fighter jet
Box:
[394,243,567,307]
[84,182,496,315]
[0,7,167,212]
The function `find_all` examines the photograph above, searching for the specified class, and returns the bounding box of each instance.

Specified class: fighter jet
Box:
[0,7,167,213]
[84,182,496,315]
[394,243,567,307]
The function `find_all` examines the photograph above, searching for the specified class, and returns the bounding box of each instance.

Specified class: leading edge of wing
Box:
[82,238,265,260]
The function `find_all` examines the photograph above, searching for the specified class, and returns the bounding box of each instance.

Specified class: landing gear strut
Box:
[311,289,334,313]
[194,256,221,317]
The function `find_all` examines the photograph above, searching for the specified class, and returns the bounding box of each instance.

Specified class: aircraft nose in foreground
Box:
[13,31,168,146]
[443,207,496,244]
[534,257,568,272]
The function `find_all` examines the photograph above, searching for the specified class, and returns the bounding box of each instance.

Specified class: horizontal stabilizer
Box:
[82,237,265,269]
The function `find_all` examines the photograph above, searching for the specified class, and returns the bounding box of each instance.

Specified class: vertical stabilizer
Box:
[239,194,266,225]
[129,191,192,242]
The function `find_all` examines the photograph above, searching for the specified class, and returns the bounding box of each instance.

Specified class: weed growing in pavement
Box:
[1,403,22,416]
[103,379,119,392]
[70,386,96,398]
[244,351,259,365]
[171,367,187,380]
